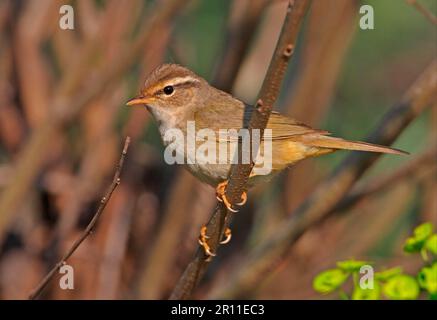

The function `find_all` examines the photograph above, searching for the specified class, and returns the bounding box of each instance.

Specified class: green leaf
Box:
[336,260,371,273]
[417,263,437,294]
[352,282,381,300]
[404,237,423,253]
[313,269,349,294]
[414,222,433,239]
[383,275,420,300]
[425,234,437,255]
[375,267,403,281]
[420,247,429,262]
[404,223,434,253]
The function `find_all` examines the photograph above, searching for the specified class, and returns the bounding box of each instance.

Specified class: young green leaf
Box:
[404,222,434,253]
[414,222,433,239]
[313,269,349,294]
[417,263,437,294]
[425,234,437,255]
[383,275,420,300]
[375,267,403,281]
[336,260,371,273]
[352,282,381,300]
[404,237,423,253]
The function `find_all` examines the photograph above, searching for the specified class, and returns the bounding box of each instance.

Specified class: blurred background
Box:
[0,0,435,299]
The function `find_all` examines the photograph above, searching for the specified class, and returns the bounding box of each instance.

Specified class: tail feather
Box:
[301,135,409,155]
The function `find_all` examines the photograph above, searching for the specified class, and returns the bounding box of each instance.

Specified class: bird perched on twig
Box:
[127,64,407,257]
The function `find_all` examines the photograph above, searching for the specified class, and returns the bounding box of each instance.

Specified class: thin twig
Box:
[28,137,131,300]
[169,0,311,300]
[406,0,437,26]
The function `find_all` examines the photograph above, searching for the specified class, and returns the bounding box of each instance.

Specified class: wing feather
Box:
[194,101,325,142]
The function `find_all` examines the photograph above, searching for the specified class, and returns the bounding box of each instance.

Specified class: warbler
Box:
[127,64,407,256]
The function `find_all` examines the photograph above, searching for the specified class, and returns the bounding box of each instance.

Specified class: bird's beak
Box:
[126,95,149,107]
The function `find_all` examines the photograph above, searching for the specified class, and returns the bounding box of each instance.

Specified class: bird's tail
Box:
[301,135,408,155]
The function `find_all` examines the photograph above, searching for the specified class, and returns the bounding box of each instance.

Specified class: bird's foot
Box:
[215,181,247,212]
[220,227,232,244]
[198,226,232,260]
[198,225,215,259]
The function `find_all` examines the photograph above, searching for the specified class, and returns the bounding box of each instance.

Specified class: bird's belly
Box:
[185,162,230,186]
[161,134,230,185]
[161,130,314,187]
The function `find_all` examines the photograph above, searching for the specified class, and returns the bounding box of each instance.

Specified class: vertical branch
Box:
[225,0,310,205]
[169,0,311,300]
[251,0,358,242]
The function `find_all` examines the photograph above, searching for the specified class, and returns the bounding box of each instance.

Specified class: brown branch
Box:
[169,0,311,300]
[208,59,437,299]
[406,0,437,26]
[28,137,131,300]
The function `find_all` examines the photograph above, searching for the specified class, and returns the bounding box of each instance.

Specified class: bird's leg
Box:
[215,181,247,212]
[199,181,246,259]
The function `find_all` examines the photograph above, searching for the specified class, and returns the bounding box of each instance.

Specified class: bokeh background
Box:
[0,0,435,299]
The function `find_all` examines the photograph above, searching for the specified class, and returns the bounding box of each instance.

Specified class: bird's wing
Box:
[193,101,327,142]
[266,111,329,139]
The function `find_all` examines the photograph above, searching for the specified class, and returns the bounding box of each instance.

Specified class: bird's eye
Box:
[163,86,174,95]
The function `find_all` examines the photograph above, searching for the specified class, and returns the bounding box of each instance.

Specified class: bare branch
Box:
[169,0,311,300]
[28,137,131,300]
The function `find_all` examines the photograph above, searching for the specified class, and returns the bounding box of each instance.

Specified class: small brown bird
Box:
[127,64,407,256]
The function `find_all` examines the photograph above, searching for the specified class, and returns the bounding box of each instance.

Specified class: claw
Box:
[215,181,247,212]
[198,225,216,259]
[223,197,239,213]
[215,181,227,203]
[220,228,232,244]
[200,225,209,239]
[236,192,247,206]
[198,239,216,258]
